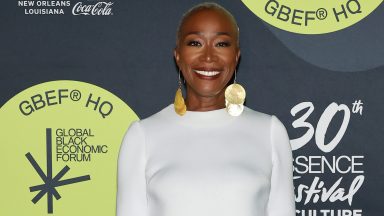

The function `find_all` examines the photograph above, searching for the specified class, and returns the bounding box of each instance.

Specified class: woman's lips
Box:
[192,69,221,79]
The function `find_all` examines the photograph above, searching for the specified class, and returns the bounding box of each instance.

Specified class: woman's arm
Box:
[267,115,296,216]
[116,121,148,216]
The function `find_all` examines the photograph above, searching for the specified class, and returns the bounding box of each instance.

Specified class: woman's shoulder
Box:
[136,104,175,127]
[244,107,289,134]
[241,106,288,132]
[242,106,273,123]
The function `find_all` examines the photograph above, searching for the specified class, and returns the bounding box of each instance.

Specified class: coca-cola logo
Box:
[72,1,113,16]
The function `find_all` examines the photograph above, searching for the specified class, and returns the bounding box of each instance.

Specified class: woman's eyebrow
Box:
[216,32,231,36]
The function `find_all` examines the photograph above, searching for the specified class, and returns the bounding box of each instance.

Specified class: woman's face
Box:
[174,9,240,99]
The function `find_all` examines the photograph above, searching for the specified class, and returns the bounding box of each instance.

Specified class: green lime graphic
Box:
[241,0,383,34]
[0,80,139,216]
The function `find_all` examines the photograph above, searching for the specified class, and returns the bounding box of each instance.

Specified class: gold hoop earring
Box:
[174,70,186,116]
[225,70,246,116]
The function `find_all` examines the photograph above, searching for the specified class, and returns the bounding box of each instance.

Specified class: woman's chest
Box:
[144,130,272,203]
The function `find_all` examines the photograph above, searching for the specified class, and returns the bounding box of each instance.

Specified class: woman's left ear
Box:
[236,50,241,63]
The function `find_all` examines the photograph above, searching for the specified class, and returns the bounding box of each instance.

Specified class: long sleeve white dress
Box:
[116,104,295,216]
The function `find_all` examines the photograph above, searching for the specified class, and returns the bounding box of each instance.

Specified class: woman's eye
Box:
[216,42,230,47]
[187,41,202,46]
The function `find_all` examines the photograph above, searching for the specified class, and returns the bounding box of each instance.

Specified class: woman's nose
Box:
[200,46,217,62]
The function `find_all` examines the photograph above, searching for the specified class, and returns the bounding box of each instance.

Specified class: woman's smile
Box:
[192,67,222,79]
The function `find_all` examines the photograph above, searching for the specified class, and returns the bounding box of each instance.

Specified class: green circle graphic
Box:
[0,80,139,216]
[241,0,383,34]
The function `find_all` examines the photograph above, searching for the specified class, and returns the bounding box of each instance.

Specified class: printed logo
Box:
[16,0,114,16]
[0,80,138,216]
[26,129,91,214]
[241,0,382,34]
[72,1,114,16]
[290,100,365,216]
[17,0,71,15]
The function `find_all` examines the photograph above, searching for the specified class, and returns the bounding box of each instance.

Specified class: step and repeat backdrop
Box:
[0,1,383,216]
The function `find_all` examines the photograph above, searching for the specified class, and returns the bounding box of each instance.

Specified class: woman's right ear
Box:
[174,48,180,64]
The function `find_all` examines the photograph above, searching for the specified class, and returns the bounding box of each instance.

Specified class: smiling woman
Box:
[174,5,240,112]
[116,2,296,216]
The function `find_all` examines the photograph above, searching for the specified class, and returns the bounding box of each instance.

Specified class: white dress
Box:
[116,104,296,216]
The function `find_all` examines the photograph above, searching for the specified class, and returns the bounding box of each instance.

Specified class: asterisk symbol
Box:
[26,128,91,214]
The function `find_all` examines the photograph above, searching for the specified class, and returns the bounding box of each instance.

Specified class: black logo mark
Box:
[26,128,91,214]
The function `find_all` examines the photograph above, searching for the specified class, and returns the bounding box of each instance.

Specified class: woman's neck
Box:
[185,89,226,111]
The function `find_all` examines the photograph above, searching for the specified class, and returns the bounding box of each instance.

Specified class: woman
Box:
[117,3,295,216]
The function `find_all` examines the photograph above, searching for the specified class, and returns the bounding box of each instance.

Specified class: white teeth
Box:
[194,70,220,76]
